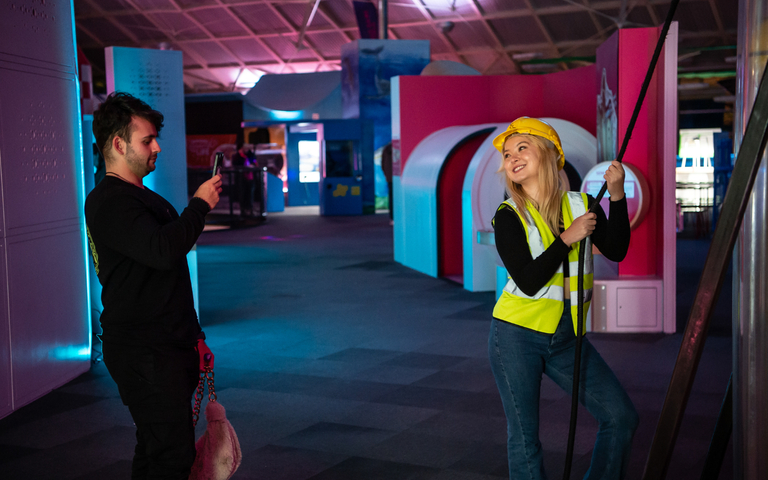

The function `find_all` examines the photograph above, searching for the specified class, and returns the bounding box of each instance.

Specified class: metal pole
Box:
[378,0,388,40]
[642,58,768,480]
[734,1,768,478]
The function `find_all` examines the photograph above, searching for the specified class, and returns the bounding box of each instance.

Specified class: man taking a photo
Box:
[86,91,222,479]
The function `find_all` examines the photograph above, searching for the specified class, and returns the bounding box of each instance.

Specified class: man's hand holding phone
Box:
[212,152,223,178]
[194,152,223,210]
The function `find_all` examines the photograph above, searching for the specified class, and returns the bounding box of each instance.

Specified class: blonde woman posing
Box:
[489,117,638,479]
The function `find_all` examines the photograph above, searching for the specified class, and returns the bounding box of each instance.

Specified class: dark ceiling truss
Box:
[73,0,737,93]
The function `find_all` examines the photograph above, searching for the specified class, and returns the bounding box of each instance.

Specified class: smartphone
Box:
[212,152,223,178]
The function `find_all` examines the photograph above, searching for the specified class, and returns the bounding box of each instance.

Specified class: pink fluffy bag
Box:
[189,366,242,480]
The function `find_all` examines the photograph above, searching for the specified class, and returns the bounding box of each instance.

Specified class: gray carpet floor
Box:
[0,206,733,479]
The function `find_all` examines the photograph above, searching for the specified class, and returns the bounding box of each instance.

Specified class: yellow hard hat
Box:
[493,117,565,170]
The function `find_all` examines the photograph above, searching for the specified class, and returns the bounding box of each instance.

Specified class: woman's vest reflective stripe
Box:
[492,192,593,335]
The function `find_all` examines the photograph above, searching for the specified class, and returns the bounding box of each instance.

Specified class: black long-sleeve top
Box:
[493,195,630,297]
[85,176,210,347]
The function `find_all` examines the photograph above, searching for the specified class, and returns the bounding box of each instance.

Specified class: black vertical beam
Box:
[700,375,733,480]
[378,0,388,40]
[642,60,768,479]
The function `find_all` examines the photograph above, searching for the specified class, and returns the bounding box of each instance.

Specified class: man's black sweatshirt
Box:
[85,176,210,347]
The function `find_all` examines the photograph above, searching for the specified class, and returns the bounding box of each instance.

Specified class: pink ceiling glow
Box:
[73,0,737,93]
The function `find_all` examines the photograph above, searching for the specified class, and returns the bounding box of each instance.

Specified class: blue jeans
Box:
[489,304,639,479]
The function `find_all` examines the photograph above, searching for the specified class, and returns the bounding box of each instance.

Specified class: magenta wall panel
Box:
[393,68,596,174]
[613,25,677,289]
[592,25,677,333]
[543,67,598,136]
[0,1,91,419]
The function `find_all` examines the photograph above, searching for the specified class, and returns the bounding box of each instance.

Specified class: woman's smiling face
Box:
[503,135,541,186]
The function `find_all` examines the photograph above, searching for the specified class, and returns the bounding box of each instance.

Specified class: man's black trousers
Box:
[102,341,199,480]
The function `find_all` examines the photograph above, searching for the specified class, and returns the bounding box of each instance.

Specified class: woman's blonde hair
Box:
[498,134,563,235]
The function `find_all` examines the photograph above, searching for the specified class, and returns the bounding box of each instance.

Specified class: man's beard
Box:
[125,143,155,177]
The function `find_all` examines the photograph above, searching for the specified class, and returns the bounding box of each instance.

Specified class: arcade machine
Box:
[318,119,375,216]
[252,143,286,213]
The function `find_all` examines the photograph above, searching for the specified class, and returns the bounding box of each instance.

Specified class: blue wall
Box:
[320,119,375,214]
[341,40,430,200]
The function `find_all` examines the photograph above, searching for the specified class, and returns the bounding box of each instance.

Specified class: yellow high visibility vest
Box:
[492,192,593,335]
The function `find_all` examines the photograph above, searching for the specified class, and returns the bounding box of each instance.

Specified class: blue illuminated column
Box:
[106,47,188,210]
[341,40,430,211]
[106,47,200,313]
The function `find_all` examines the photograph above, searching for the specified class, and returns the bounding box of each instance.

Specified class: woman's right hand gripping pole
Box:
[560,212,597,247]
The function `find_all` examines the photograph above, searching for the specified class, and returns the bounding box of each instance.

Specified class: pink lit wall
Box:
[392,67,596,175]
[604,26,677,282]
[594,25,677,333]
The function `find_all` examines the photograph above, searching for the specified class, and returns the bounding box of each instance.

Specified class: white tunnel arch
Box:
[395,124,499,277]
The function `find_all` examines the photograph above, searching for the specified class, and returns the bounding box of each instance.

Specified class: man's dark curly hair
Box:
[93,92,164,161]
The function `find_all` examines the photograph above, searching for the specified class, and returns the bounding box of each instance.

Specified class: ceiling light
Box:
[236,69,265,89]
[677,82,708,91]
[678,51,700,62]
[512,52,542,62]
